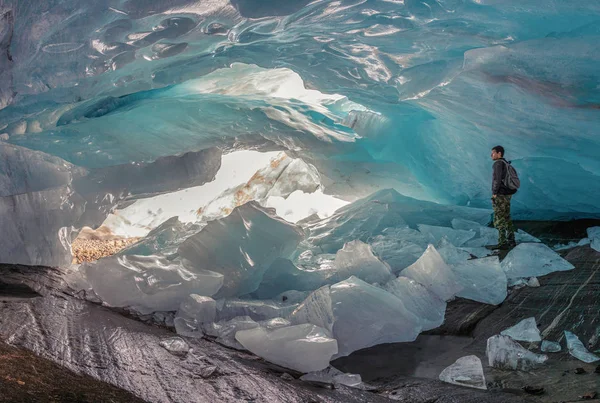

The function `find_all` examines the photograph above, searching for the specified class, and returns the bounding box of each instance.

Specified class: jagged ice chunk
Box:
[500,317,542,342]
[439,355,486,390]
[486,335,548,371]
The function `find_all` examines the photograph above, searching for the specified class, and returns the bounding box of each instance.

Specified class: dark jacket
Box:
[492,158,517,196]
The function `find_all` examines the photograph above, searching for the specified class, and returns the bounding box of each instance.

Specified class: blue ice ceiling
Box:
[1,0,600,219]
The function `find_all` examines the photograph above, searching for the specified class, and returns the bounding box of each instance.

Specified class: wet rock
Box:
[522,385,545,395]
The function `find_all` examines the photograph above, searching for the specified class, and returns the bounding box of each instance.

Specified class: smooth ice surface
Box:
[214,316,260,350]
[541,340,562,353]
[588,227,600,252]
[300,367,362,388]
[80,255,224,314]
[501,243,575,281]
[500,318,542,342]
[215,298,298,322]
[332,240,393,285]
[564,331,600,363]
[515,230,541,244]
[418,224,476,247]
[291,277,422,357]
[439,355,486,390]
[178,202,304,298]
[177,294,217,324]
[486,335,548,371]
[400,245,463,301]
[451,256,507,305]
[254,258,328,299]
[384,276,446,331]
[235,323,338,373]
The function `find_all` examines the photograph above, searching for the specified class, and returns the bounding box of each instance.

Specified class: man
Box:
[490,145,516,249]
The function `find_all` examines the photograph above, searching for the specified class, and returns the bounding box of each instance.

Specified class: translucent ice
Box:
[500,318,542,342]
[541,340,562,353]
[332,240,393,285]
[486,335,548,371]
[304,189,490,253]
[369,227,428,273]
[159,337,190,356]
[439,355,486,390]
[588,227,600,252]
[177,294,217,324]
[400,245,463,301]
[214,316,260,350]
[564,331,600,363]
[436,237,472,265]
[235,323,338,373]
[291,277,421,357]
[178,202,305,298]
[300,367,362,388]
[215,298,298,322]
[384,276,446,331]
[418,224,476,247]
[451,256,507,305]
[0,186,84,266]
[254,258,328,299]
[80,255,224,314]
[501,243,575,281]
[515,230,541,244]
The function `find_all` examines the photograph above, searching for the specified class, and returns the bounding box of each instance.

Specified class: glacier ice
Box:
[80,255,224,314]
[500,318,542,342]
[300,367,362,388]
[215,298,298,322]
[501,243,575,281]
[331,240,393,285]
[177,294,217,324]
[439,355,486,390]
[418,224,476,247]
[304,189,490,254]
[1,186,84,266]
[235,323,338,373]
[159,337,190,356]
[400,245,463,301]
[588,227,600,252]
[178,202,305,298]
[515,230,541,244]
[254,258,326,299]
[451,256,507,305]
[291,277,421,357]
[541,340,562,353]
[369,227,428,273]
[564,331,600,363]
[214,316,260,350]
[383,276,446,331]
[486,335,548,371]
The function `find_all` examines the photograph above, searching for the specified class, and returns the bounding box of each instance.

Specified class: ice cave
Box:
[0,1,599,402]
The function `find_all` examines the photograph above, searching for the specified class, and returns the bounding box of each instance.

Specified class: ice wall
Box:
[0,0,599,222]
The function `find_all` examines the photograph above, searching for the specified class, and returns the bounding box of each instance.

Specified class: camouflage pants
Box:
[493,195,515,245]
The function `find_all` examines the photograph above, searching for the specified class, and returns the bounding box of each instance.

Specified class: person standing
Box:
[490,145,519,249]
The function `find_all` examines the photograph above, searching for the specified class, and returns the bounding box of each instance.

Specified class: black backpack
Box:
[502,160,520,191]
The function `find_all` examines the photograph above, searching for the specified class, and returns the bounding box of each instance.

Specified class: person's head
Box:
[491,145,504,160]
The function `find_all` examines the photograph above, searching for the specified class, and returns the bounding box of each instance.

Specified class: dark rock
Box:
[575,368,587,374]
[522,385,545,395]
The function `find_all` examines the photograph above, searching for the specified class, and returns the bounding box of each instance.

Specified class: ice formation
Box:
[235,324,338,373]
[501,243,575,282]
[400,245,463,301]
[500,318,542,342]
[300,367,362,388]
[80,255,224,314]
[159,337,190,356]
[178,201,304,298]
[291,277,421,357]
[564,331,600,363]
[331,240,393,285]
[541,340,562,353]
[450,256,507,305]
[486,335,548,371]
[439,355,487,390]
[587,227,600,252]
